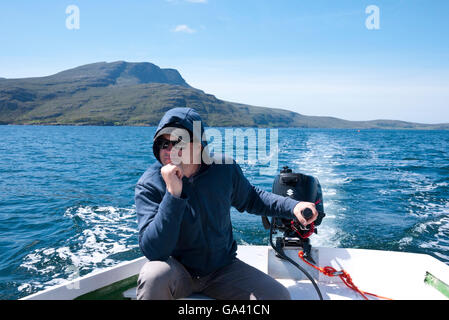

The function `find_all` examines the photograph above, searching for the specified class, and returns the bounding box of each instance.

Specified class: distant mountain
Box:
[48,61,190,87]
[1,61,448,129]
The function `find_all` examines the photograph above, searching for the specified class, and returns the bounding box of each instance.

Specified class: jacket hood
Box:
[152,108,208,163]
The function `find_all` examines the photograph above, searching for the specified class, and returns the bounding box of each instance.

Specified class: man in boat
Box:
[135,107,319,300]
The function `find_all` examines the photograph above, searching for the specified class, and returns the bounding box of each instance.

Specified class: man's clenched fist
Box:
[161,163,184,198]
[293,201,318,226]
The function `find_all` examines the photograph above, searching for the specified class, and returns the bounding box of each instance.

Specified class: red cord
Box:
[298,251,392,300]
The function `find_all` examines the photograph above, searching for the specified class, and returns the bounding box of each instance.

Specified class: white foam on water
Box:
[408,200,449,219]
[17,283,32,292]
[19,205,139,293]
[398,236,412,248]
[20,253,41,272]
[400,211,449,262]
[393,169,448,195]
[288,134,352,249]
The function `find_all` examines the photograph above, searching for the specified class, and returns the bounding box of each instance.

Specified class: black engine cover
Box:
[271,166,325,226]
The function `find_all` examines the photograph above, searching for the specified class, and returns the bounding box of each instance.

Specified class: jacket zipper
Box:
[186,172,210,276]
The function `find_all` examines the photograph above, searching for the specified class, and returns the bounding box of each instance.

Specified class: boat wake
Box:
[18,205,139,296]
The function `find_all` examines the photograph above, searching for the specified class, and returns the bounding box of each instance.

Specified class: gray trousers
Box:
[136,257,291,300]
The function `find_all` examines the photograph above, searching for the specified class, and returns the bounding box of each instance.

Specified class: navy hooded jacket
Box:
[135,108,299,277]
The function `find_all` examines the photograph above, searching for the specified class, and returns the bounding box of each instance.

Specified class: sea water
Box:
[0,125,448,299]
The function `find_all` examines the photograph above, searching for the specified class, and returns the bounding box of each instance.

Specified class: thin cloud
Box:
[173,24,196,34]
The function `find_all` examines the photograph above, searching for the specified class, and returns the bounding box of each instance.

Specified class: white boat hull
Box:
[21,245,449,300]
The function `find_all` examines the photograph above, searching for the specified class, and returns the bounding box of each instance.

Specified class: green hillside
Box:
[1,61,447,129]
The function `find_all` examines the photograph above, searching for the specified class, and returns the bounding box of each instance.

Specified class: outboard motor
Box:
[262,166,325,263]
[262,166,326,299]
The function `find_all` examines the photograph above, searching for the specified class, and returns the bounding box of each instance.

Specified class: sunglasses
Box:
[155,137,187,150]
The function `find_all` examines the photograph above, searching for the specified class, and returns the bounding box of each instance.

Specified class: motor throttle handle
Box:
[302,208,313,221]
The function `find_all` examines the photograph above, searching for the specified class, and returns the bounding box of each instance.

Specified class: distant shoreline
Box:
[1,61,448,130]
[2,123,448,131]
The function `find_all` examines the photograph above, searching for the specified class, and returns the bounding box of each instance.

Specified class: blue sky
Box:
[1,0,448,123]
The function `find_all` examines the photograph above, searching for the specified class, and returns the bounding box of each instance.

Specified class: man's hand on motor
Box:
[293,202,318,226]
[161,163,184,198]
